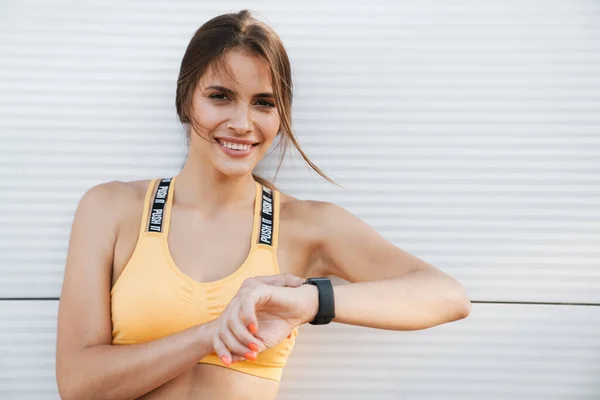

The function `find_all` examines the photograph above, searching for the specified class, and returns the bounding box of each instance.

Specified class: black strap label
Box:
[148,178,172,233]
[258,186,274,246]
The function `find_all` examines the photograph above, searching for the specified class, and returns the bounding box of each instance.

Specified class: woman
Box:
[56,10,471,400]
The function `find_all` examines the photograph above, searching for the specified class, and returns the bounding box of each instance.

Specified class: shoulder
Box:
[278,189,379,251]
[278,190,348,243]
[74,178,155,231]
[78,178,152,209]
[279,191,322,226]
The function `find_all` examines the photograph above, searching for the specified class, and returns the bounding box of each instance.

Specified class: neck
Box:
[175,156,257,213]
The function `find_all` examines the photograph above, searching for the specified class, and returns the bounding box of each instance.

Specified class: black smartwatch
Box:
[304,277,335,325]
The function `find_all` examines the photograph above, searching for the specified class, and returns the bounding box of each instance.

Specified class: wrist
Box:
[196,320,217,350]
[300,284,319,325]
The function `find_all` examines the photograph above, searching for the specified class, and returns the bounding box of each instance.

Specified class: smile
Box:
[217,139,254,151]
[216,138,258,157]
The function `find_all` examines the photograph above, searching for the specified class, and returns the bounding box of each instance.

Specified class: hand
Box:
[207,274,318,366]
[250,282,319,349]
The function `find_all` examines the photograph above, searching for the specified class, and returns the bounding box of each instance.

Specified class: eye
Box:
[256,99,275,108]
[208,93,229,101]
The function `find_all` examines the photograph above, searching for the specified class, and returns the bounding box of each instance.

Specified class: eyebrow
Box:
[204,85,274,98]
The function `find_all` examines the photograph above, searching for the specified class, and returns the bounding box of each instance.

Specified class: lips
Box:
[215,138,258,158]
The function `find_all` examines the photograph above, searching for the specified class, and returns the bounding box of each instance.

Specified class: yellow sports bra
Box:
[110,176,298,382]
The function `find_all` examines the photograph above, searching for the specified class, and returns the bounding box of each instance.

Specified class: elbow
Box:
[451,286,472,321]
[58,380,105,400]
[56,362,73,400]
[457,297,472,321]
[57,368,99,400]
[57,376,79,400]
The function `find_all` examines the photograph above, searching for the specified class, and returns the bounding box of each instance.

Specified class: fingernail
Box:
[220,355,231,366]
[244,352,257,361]
[248,343,259,352]
[248,323,258,334]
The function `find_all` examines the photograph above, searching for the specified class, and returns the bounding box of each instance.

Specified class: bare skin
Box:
[56,48,471,400]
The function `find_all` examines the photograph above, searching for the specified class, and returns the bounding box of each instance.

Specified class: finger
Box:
[220,326,255,360]
[212,335,232,367]
[254,273,305,288]
[240,297,259,335]
[231,354,246,363]
[240,277,262,291]
[281,273,306,287]
[229,309,261,353]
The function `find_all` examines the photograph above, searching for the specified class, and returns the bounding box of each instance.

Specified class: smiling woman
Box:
[55,9,470,400]
[187,50,281,176]
[175,11,332,189]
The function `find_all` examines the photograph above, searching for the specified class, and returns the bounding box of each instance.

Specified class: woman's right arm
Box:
[55,182,252,400]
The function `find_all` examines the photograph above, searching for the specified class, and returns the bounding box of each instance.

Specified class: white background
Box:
[1,0,599,398]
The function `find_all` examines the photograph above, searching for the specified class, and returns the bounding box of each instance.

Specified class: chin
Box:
[213,161,256,179]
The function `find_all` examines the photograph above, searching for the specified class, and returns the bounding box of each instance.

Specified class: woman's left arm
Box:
[303,201,472,331]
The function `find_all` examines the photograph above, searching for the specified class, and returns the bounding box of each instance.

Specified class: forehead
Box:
[201,49,273,93]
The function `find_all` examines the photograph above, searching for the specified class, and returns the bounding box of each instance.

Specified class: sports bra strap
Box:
[147,177,173,234]
[258,185,280,250]
[258,185,275,246]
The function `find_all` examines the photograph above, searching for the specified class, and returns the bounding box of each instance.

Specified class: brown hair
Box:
[175,9,334,189]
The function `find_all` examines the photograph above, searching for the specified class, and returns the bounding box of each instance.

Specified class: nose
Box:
[226,103,253,135]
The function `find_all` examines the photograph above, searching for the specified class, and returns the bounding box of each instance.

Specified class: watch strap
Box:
[304,277,335,325]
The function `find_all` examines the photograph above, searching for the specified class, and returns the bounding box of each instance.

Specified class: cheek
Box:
[255,112,281,141]
[192,102,226,130]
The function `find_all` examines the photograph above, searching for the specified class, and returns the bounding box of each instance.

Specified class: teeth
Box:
[219,140,251,151]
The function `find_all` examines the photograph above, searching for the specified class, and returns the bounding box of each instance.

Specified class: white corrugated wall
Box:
[1,0,599,398]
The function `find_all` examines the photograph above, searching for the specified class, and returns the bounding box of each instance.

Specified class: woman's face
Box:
[188,48,280,178]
